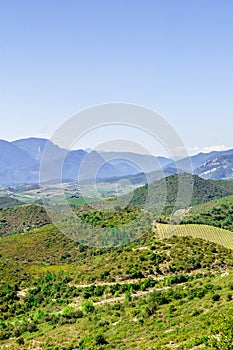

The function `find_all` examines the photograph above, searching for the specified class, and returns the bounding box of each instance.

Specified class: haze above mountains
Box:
[0,137,233,186]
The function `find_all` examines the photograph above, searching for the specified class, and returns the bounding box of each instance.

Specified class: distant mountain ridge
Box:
[0,139,38,185]
[196,153,233,179]
[0,137,233,185]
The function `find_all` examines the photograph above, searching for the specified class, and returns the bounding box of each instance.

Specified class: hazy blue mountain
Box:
[0,139,37,169]
[0,140,38,185]
[13,138,51,161]
[63,150,117,181]
[8,138,117,184]
[0,138,233,185]
[95,166,181,185]
[99,151,171,173]
[104,159,140,176]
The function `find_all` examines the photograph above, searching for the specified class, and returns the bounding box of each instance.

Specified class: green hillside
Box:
[2,174,233,240]
[182,195,233,231]
[128,173,233,214]
[0,204,51,237]
[1,175,233,349]
[1,223,233,285]
[0,223,233,349]
[0,196,23,209]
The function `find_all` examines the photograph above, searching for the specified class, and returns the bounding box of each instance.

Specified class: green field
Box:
[156,223,233,250]
[0,179,138,208]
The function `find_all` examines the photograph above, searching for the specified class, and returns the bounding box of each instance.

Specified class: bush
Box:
[13,323,27,337]
[27,321,38,333]
[111,303,121,310]
[0,330,10,340]
[16,337,24,345]
[124,291,132,302]
[82,301,95,313]
[100,270,110,279]
[95,334,108,345]
[82,290,91,299]
[62,306,83,319]
[192,309,202,316]
[145,302,157,316]
[212,294,220,302]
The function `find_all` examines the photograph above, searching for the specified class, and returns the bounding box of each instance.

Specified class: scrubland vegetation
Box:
[0,174,233,349]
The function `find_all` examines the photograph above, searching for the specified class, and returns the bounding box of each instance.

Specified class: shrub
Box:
[0,330,10,340]
[124,291,131,302]
[82,301,95,313]
[27,321,38,333]
[192,309,202,316]
[95,334,108,345]
[82,290,91,299]
[62,306,83,319]
[145,302,157,316]
[100,270,110,279]
[16,337,24,345]
[212,294,220,302]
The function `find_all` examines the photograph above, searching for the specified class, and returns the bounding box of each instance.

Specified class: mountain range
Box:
[0,137,233,185]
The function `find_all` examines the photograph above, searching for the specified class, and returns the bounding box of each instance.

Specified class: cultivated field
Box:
[156,223,233,250]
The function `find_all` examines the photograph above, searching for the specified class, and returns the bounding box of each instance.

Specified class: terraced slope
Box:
[156,223,233,250]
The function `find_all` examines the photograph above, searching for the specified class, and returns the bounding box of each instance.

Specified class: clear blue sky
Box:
[0,0,233,154]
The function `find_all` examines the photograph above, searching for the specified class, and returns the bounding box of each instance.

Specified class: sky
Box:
[0,0,233,156]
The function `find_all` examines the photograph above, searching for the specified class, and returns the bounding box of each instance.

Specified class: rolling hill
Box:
[0,204,50,237]
[0,172,233,348]
[0,196,23,209]
[128,173,233,214]
[0,219,233,349]
[182,195,233,231]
